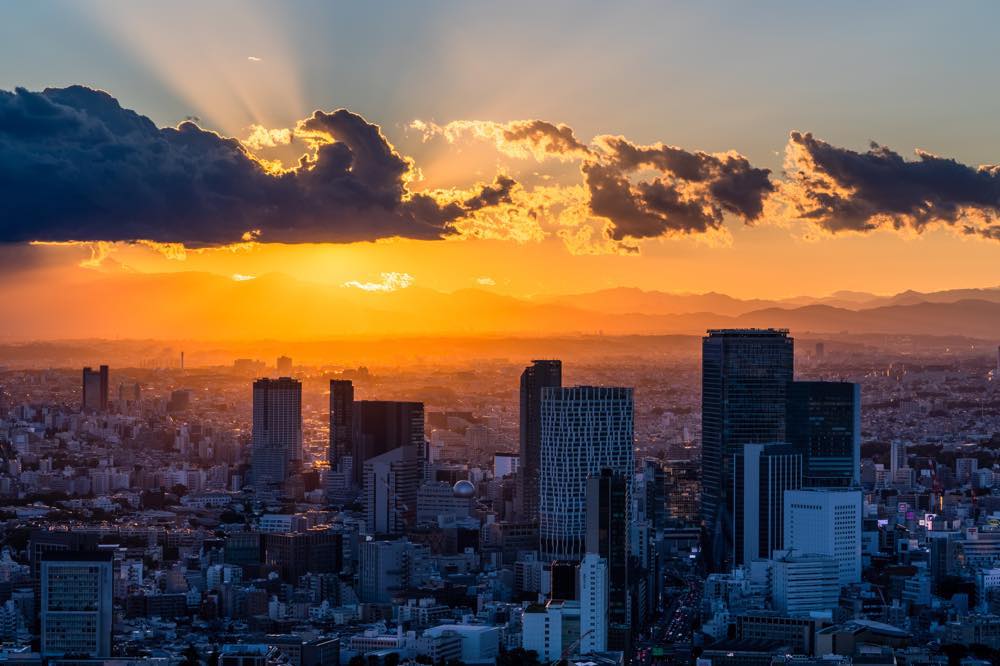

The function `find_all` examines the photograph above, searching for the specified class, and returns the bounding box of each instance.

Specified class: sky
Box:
[1,0,999,317]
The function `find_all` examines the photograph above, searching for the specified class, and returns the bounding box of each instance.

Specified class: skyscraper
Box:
[351,401,425,487]
[519,360,562,523]
[786,381,861,487]
[328,379,354,472]
[734,443,802,566]
[40,551,113,659]
[251,377,303,494]
[586,468,632,657]
[364,445,421,534]
[81,365,109,411]
[701,329,793,572]
[539,386,633,561]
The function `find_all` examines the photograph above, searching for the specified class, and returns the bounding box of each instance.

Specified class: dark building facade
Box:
[786,381,861,488]
[586,468,631,657]
[82,365,109,411]
[351,400,425,487]
[518,360,561,524]
[702,329,793,572]
[328,379,354,470]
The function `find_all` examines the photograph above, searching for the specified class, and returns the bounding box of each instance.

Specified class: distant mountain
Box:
[1,269,998,341]
[542,287,781,316]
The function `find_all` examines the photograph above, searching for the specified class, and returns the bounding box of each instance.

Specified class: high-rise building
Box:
[276,355,293,375]
[518,360,562,523]
[81,365,109,411]
[701,329,793,572]
[251,378,303,494]
[364,445,421,534]
[351,400,425,487]
[586,468,632,656]
[540,386,633,562]
[263,529,342,583]
[786,382,861,487]
[783,488,862,586]
[579,553,608,654]
[641,458,668,530]
[40,551,113,659]
[328,380,354,473]
[734,443,802,566]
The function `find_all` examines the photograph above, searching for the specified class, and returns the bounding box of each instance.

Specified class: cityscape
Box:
[3,2,1000,665]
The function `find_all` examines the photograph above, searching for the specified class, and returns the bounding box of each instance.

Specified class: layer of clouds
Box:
[780,131,1000,236]
[0,86,514,245]
[5,85,999,253]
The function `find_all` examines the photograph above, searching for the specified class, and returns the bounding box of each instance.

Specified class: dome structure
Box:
[453,480,476,498]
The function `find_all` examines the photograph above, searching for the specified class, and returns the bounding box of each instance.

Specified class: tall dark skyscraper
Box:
[586,468,632,657]
[351,400,425,487]
[82,365,109,411]
[518,359,561,523]
[329,379,355,470]
[702,329,793,572]
[251,377,303,494]
[786,381,861,488]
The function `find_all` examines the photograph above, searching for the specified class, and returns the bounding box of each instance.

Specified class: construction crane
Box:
[552,629,595,666]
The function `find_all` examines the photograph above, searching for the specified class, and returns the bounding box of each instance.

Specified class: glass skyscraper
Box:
[786,381,861,488]
[701,329,793,572]
[539,386,633,561]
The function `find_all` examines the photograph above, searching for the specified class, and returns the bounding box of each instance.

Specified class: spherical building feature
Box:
[452,480,476,498]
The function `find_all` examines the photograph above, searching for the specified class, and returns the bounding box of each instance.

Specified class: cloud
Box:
[343,272,414,292]
[476,276,496,286]
[247,56,262,62]
[779,131,1000,236]
[411,119,590,161]
[0,86,515,246]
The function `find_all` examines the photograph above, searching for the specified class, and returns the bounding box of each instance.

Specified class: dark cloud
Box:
[500,120,590,158]
[585,137,774,239]
[785,131,1000,233]
[0,86,514,245]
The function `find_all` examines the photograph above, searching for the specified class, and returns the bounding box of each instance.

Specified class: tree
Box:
[181,644,200,666]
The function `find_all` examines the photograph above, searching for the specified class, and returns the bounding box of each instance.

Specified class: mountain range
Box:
[2,269,999,341]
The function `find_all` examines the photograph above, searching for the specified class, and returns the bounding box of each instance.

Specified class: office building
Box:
[251,377,303,494]
[81,365,109,412]
[357,539,432,604]
[518,360,562,523]
[40,552,113,659]
[702,329,793,572]
[579,553,609,654]
[352,400,425,487]
[783,488,862,586]
[786,382,861,487]
[364,445,421,534]
[493,452,519,479]
[263,530,343,583]
[540,386,634,562]
[328,380,354,472]
[641,458,667,530]
[416,481,474,524]
[769,550,841,613]
[276,355,293,374]
[734,443,802,566]
[586,468,631,656]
